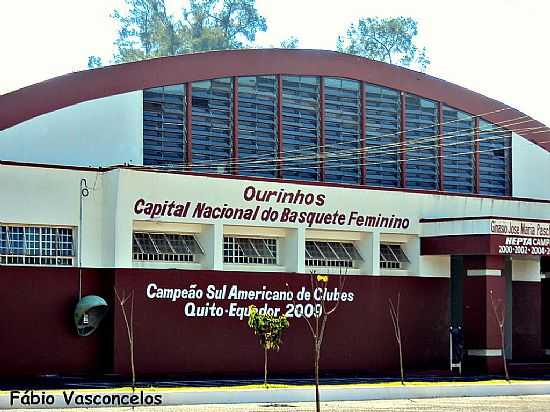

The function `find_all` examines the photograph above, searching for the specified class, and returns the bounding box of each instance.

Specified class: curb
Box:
[1,382,550,409]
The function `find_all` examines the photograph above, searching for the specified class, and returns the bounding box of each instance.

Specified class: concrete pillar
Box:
[463,255,506,373]
[358,231,380,275]
[197,222,223,270]
[282,227,305,273]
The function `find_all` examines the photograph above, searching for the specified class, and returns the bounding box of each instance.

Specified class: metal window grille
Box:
[282,76,320,181]
[132,232,203,262]
[143,84,187,167]
[478,120,511,196]
[365,84,402,187]
[305,241,362,268]
[324,77,361,184]
[0,225,74,266]
[223,236,277,265]
[443,106,475,193]
[238,76,278,177]
[380,244,409,269]
[405,94,439,190]
[192,78,233,173]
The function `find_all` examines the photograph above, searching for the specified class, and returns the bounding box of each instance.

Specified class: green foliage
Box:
[110,0,267,63]
[337,17,430,71]
[247,305,289,351]
[280,36,299,49]
[87,56,103,69]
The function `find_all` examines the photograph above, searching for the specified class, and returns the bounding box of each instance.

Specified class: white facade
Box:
[0,163,548,277]
[0,91,143,167]
[512,132,550,200]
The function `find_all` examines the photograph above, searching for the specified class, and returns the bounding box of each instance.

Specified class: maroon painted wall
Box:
[112,270,449,378]
[463,275,505,349]
[0,267,449,379]
[542,279,550,351]
[0,266,114,378]
[512,281,542,361]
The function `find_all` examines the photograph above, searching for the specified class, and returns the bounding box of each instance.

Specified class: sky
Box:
[1,0,549,127]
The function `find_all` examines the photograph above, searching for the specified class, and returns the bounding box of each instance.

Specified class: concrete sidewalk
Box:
[1,381,550,409]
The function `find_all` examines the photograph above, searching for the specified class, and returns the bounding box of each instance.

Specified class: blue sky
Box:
[2,0,549,127]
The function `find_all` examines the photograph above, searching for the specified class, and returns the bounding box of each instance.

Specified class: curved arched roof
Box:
[0,49,548,151]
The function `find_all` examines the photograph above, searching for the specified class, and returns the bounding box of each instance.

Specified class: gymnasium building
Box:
[0,49,549,379]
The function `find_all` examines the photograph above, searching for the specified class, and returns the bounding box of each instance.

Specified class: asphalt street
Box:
[17,395,550,411]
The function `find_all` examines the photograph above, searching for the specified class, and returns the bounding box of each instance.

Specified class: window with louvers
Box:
[443,106,475,193]
[405,94,439,190]
[365,84,401,187]
[0,225,74,266]
[238,76,278,177]
[192,78,233,174]
[282,76,320,181]
[323,78,361,184]
[143,85,186,166]
[478,120,511,196]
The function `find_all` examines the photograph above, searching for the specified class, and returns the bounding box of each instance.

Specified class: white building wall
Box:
[1,164,549,271]
[0,91,143,167]
[512,132,550,200]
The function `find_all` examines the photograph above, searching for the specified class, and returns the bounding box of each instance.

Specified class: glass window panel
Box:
[443,106,475,193]
[192,77,233,174]
[249,238,274,258]
[478,120,511,196]
[389,244,409,263]
[8,227,25,255]
[379,244,396,262]
[134,233,157,254]
[324,77,361,184]
[149,233,174,254]
[314,241,339,260]
[183,235,204,255]
[405,94,439,190]
[143,84,187,167]
[342,243,363,261]
[24,227,41,256]
[238,75,278,178]
[365,83,401,187]
[282,76,320,181]
[235,238,260,257]
[305,241,324,259]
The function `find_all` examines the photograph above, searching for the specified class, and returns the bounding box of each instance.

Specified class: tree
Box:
[109,0,267,63]
[288,273,346,412]
[114,288,136,391]
[280,36,299,49]
[489,289,510,381]
[247,305,290,387]
[87,56,103,69]
[388,293,405,385]
[337,17,430,71]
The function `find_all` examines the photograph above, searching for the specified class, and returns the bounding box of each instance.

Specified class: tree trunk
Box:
[314,346,320,412]
[501,331,509,381]
[264,347,268,387]
[398,338,404,385]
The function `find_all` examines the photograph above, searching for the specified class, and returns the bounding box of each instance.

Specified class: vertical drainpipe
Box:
[360,82,366,186]
[232,77,239,175]
[277,75,283,179]
[474,116,481,193]
[438,101,445,191]
[186,83,193,169]
[319,77,325,182]
[400,92,407,188]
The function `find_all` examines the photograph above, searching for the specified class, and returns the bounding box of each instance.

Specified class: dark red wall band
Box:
[1,50,548,152]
